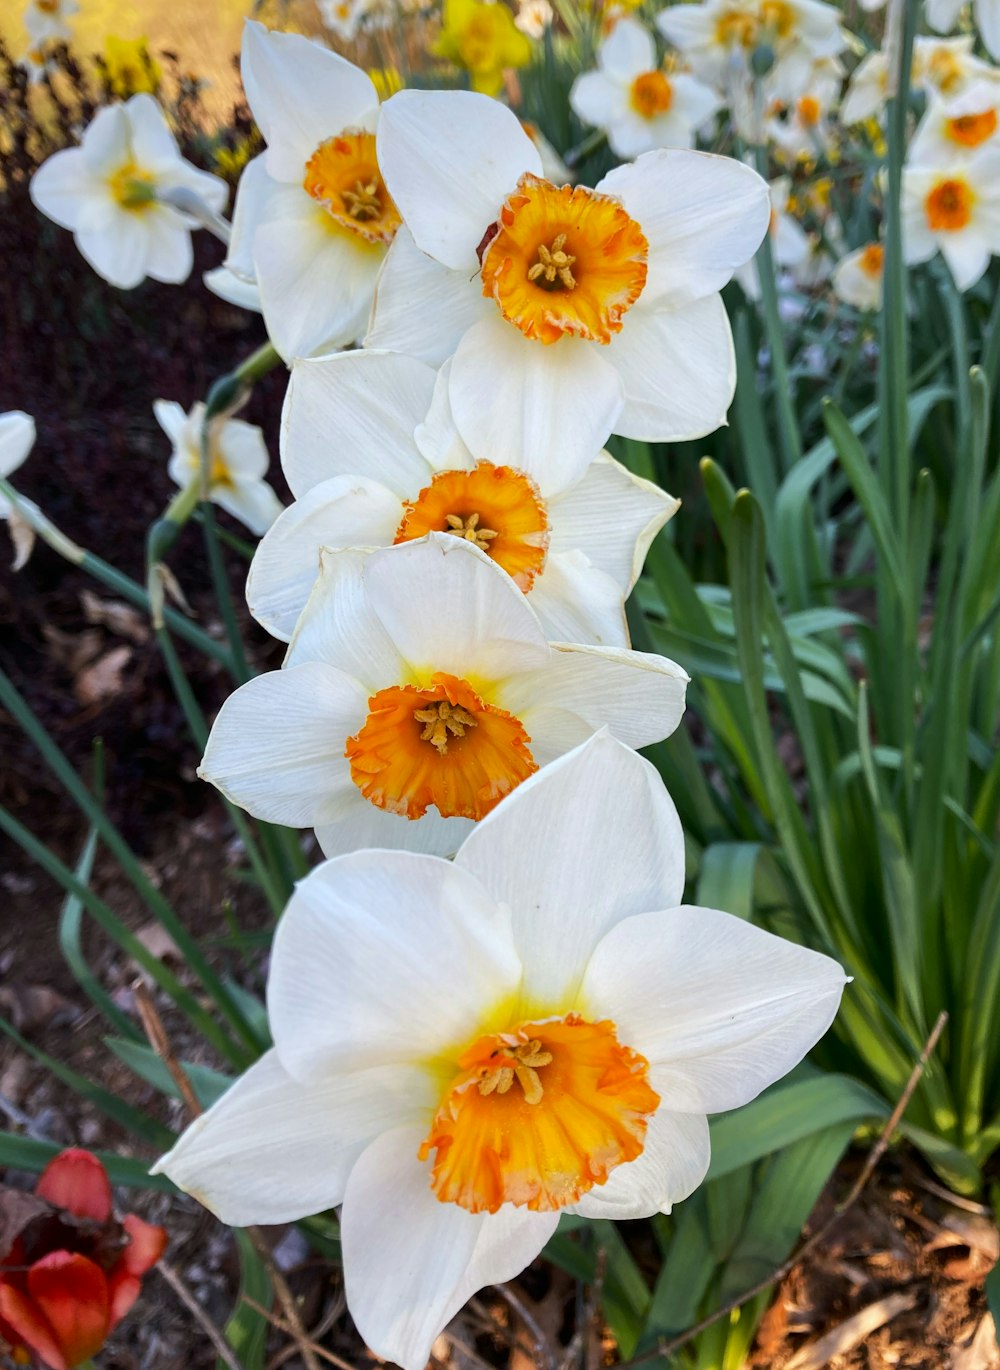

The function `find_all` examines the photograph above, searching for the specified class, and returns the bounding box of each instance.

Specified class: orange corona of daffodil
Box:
[431,0,532,95]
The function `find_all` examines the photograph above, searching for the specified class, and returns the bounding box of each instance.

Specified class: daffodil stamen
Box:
[108,163,157,211]
[527,234,577,289]
[342,178,383,221]
[444,511,500,549]
[303,133,401,245]
[413,699,478,753]
[476,1038,553,1103]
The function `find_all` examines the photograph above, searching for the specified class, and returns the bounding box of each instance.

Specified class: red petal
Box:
[27,1252,110,1367]
[36,1152,113,1224]
[120,1214,168,1276]
[0,1282,68,1370]
[106,1269,141,1329]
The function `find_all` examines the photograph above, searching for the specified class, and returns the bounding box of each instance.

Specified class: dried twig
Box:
[616,1010,949,1369]
[243,1295,356,1370]
[134,980,324,1370]
[558,1245,607,1370]
[157,1259,244,1370]
[492,1283,558,1370]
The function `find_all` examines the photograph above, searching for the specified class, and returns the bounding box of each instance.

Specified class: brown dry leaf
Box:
[43,624,104,675]
[0,983,79,1032]
[73,644,133,705]
[951,1316,1000,1370]
[80,589,150,644]
[785,1291,918,1370]
[135,922,182,963]
[7,507,36,570]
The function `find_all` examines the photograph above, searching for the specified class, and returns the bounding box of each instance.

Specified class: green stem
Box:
[752,144,802,474]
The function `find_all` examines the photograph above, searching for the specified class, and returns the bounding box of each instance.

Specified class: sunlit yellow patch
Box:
[394,462,549,591]
[481,173,648,345]
[108,160,157,211]
[345,673,536,821]
[630,70,673,118]
[303,131,400,245]
[946,108,997,148]
[859,243,884,278]
[925,177,974,231]
[419,1014,659,1213]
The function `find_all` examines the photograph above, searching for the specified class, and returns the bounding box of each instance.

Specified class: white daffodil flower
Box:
[655,0,845,109]
[736,175,810,300]
[908,82,1000,167]
[832,242,884,311]
[154,401,283,536]
[203,153,268,313]
[202,534,688,858]
[927,0,1000,62]
[29,95,228,291]
[0,411,39,569]
[23,0,78,45]
[569,18,720,158]
[368,90,769,473]
[902,143,1000,290]
[250,350,678,647]
[318,0,372,41]
[156,731,848,1370]
[233,22,397,361]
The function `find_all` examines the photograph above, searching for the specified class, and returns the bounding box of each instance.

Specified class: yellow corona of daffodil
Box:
[431,0,532,96]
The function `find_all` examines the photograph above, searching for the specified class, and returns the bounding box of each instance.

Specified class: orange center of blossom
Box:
[797,94,822,125]
[480,173,649,346]
[859,243,884,277]
[925,177,974,231]
[345,672,537,821]
[947,109,998,148]
[303,131,400,245]
[630,70,673,118]
[419,1015,659,1213]
[394,462,549,590]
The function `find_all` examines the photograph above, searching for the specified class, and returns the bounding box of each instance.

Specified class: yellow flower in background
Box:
[103,34,161,95]
[431,0,532,96]
[213,133,260,180]
[369,65,404,100]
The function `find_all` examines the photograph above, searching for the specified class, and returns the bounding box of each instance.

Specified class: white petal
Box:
[29,147,93,230]
[142,206,195,285]
[976,0,1000,57]
[598,150,770,306]
[198,661,369,826]
[605,294,736,443]
[217,418,271,480]
[449,313,624,479]
[269,850,520,1078]
[203,267,262,312]
[281,349,434,498]
[376,89,541,271]
[570,1109,710,1218]
[570,70,629,131]
[284,547,407,688]
[412,358,477,473]
[0,412,36,480]
[247,476,403,640]
[241,21,378,183]
[152,1050,428,1226]
[80,103,131,175]
[454,732,685,1009]
[527,552,629,647]
[254,188,383,360]
[361,534,551,683]
[365,228,493,364]
[343,1125,557,1370]
[938,227,992,291]
[601,17,656,79]
[580,905,848,1113]
[548,451,679,590]
[124,93,181,169]
[152,398,187,447]
[315,799,474,859]
[75,213,152,290]
[222,152,275,285]
[213,479,284,536]
[509,642,689,748]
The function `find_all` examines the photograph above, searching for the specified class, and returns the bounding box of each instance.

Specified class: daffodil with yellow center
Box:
[903,144,1000,290]
[369,88,769,473]
[908,83,1000,168]
[230,22,400,361]
[431,0,533,95]
[157,733,848,1370]
[205,534,689,858]
[832,241,884,311]
[247,349,680,648]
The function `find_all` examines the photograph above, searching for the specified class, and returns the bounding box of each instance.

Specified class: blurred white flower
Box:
[515,0,553,37]
[832,242,884,310]
[318,0,371,42]
[30,95,228,290]
[0,411,38,569]
[736,175,810,300]
[570,18,719,157]
[908,81,1000,165]
[927,0,1000,62]
[156,732,848,1370]
[23,0,78,45]
[154,400,283,536]
[200,534,688,858]
[902,144,1000,289]
[250,349,679,645]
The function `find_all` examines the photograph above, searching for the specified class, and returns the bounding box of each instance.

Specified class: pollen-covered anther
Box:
[413,700,478,753]
[342,178,382,221]
[445,510,500,549]
[477,1039,553,1103]
[527,235,577,289]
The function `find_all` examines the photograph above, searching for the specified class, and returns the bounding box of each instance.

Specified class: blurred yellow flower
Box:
[213,133,260,179]
[369,65,405,99]
[103,34,161,96]
[431,0,532,95]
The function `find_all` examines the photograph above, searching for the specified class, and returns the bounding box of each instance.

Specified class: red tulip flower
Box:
[0,1149,167,1369]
